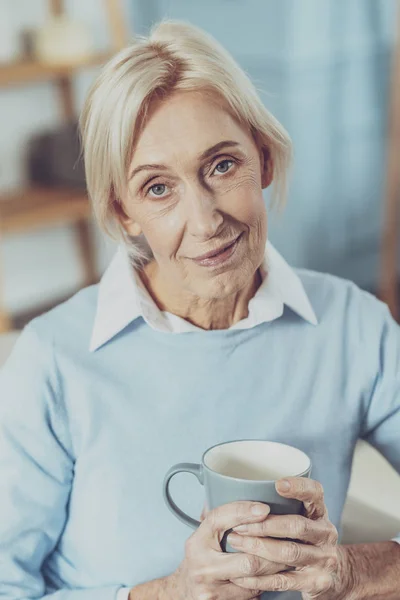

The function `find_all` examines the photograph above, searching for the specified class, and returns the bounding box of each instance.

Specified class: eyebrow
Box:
[129,140,240,180]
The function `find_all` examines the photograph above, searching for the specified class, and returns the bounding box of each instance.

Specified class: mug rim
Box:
[201,438,312,482]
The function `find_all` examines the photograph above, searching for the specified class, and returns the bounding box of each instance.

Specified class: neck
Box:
[140,263,262,331]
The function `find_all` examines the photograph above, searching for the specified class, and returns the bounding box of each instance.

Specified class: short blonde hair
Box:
[80,19,292,263]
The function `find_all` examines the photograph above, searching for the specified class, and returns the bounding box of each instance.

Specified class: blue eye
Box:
[149,184,166,197]
[214,160,233,174]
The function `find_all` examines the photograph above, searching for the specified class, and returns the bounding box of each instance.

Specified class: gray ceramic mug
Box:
[163,439,312,552]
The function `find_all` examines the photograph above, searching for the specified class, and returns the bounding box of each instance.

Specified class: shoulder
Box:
[295,268,394,343]
[0,284,99,419]
[1,284,100,385]
[27,283,99,352]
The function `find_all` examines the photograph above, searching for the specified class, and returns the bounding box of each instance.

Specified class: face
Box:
[122,90,272,300]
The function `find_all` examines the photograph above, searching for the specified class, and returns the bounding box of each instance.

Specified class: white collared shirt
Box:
[90,241,317,351]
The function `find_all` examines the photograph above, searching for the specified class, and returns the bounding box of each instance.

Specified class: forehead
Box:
[131,90,253,166]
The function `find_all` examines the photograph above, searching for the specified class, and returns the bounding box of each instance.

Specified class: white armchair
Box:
[0,331,399,544]
[0,331,19,368]
[341,441,400,543]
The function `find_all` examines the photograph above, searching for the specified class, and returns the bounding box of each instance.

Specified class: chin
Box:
[191,269,249,300]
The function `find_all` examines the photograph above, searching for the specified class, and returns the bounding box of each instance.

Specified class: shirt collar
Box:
[89,241,317,351]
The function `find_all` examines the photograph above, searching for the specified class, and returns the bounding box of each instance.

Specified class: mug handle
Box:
[163,462,204,530]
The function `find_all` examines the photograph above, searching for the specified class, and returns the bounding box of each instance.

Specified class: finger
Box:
[202,501,270,541]
[204,551,288,582]
[206,581,262,600]
[233,513,337,546]
[232,567,331,595]
[233,583,263,600]
[276,477,327,520]
[227,533,336,569]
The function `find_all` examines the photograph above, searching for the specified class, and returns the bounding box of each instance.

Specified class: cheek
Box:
[141,209,185,259]
[221,172,266,228]
[238,193,266,228]
[124,187,186,260]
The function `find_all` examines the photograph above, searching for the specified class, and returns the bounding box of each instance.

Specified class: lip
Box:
[191,233,243,268]
[192,234,242,261]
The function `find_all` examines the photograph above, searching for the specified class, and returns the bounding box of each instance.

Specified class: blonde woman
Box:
[1,20,400,600]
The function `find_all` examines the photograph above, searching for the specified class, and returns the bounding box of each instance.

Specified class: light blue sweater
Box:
[1,269,400,600]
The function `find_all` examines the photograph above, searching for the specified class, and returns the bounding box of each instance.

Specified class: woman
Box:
[1,20,399,600]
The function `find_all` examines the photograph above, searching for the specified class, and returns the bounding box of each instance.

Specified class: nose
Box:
[185,187,224,240]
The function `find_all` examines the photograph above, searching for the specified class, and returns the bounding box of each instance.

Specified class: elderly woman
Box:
[1,20,400,600]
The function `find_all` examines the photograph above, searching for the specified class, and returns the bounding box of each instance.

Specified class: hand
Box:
[226,478,352,599]
[167,500,289,600]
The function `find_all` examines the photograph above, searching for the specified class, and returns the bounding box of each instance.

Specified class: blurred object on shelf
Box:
[19,28,37,61]
[0,0,129,333]
[27,122,85,189]
[33,14,94,66]
[380,1,400,320]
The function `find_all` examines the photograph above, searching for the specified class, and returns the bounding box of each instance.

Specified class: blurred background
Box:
[0,0,399,331]
[1,0,400,544]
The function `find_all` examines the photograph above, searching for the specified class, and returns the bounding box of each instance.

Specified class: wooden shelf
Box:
[0,52,111,89]
[0,0,127,333]
[0,187,91,234]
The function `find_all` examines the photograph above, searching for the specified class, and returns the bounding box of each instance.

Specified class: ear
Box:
[113,196,143,237]
[123,219,143,237]
[260,147,273,189]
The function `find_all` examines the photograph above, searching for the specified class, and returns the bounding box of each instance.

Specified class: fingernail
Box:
[277,479,291,492]
[233,524,248,533]
[228,533,242,547]
[252,503,268,515]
